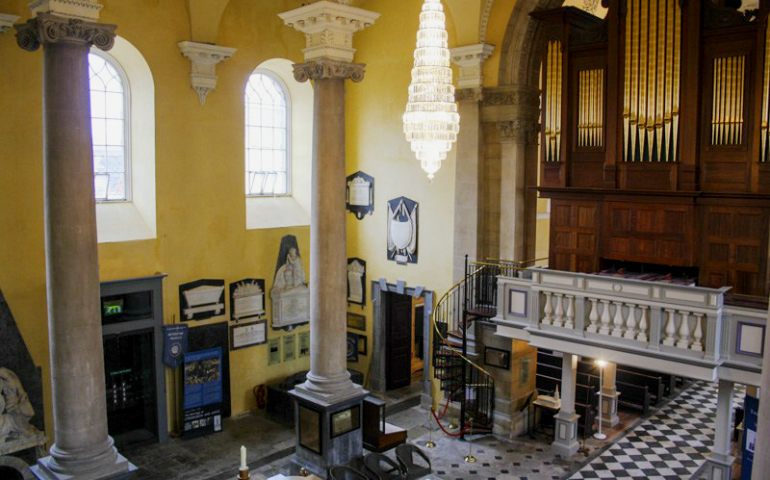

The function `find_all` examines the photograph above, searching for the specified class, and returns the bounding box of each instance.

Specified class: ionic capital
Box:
[15,13,116,52]
[293,59,366,83]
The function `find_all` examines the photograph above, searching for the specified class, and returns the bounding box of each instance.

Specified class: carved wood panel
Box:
[549,199,600,272]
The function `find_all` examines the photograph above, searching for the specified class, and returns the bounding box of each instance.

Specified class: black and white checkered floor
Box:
[569,381,743,480]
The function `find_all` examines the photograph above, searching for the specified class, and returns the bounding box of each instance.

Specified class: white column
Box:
[450,44,493,281]
[705,380,735,480]
[752,305,770,480]
[552,353,580,457]
[601,362,620,427]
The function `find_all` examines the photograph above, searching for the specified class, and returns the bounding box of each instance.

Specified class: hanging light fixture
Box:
[403,0,460,180]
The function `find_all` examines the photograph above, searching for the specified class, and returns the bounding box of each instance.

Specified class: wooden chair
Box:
[362,396,407,452]
[363,453,404,480]
[395,444,431,480]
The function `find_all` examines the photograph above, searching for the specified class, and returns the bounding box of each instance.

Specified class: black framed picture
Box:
[346,333,358,362]
[331,405,361,438]
[179,279,226,321]
[229,320,267,351]
[229,278,265,322]
[346,312,366,331]
[346,171,375,220]
[484,347,511,370]
[357,335,367,356]
[298,404,322,454]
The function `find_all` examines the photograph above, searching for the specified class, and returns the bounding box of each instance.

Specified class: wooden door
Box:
[411,298,425,375]
[385,292,412,390]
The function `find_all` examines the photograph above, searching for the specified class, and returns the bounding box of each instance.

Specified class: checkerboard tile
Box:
[569,382,744,480]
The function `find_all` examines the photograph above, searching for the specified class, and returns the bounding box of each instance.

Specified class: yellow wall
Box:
[0,0,516,442]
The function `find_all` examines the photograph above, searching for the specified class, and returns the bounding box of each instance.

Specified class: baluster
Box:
[623,304,638,340]
[599,300,611,335]
[611,302,625,337]
[662,309,677,346]
[676,311,692,349]
[637,306,649,342]
[542,292,553,326]
[565,295,575,330]
[587,298,599,333]
[691,313,704,352]
[553,294,565,327]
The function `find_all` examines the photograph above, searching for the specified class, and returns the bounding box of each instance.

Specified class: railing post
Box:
[574,296,587,332]
[705,313,720,361]
[461,309,468,434]
[648,306,662,351]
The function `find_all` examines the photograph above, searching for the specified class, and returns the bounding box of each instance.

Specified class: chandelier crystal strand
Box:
[403,0,460,180]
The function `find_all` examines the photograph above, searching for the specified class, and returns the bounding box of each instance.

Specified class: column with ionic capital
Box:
[450,44,493,281]
[15,1,135,478]
[279,2,378,474]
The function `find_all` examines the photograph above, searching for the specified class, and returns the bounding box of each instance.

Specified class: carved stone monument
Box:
[0,368,46,462]
[271,236,310,330]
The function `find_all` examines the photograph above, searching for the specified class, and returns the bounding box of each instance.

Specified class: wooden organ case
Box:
[534,0,770,306]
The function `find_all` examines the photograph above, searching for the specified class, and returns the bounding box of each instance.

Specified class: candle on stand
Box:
[240,445,247,471]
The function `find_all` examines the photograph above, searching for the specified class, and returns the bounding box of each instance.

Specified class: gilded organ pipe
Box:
[711,55,745,146]
[762,21,770,163]
[623,0,682,162]
[578,68,604,148]
[544,40,562,162]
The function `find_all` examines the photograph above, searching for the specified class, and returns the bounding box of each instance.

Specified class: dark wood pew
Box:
[619,365,676,397]
[363,396,407,453]
[616,368,665,405]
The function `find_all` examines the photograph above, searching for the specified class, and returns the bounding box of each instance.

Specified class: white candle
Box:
[240,445,247,471]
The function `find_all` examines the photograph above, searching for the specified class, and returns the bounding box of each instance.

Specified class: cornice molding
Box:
[15,13,115,52]
[450,43,495,89]
[278,1,379,63]
[0,14,20,34]
[178,41,236,105]
[28,0,102,21]
[293,58,366,83]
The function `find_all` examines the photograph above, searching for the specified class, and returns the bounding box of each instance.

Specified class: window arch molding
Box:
[245,58,313,230]
[245,68,292,197]
[92,36,157,243]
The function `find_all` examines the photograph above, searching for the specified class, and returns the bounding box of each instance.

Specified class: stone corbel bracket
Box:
[278,1,380,63]
[178,41,236,105]
[0,14,20,34]
[450,43,495,90]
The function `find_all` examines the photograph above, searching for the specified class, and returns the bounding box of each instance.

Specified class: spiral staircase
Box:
[430,258,531,436]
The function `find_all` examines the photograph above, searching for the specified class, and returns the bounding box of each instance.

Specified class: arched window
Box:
[245,71,290,196]
[89,52,130,202]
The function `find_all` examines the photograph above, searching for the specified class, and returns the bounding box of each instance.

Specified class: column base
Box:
[290,388,369,477]
[31,452,136,480]
[601,390,620,428]
[296,372,364,405]
[703,453,734,480]
[551,411,580,458]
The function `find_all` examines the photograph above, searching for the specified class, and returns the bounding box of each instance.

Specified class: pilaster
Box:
[0,14,19,34]
[178,41,236,105]
[705,380,735,480]
[552,353,580,457]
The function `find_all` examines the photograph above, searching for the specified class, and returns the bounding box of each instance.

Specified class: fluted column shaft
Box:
[294,60,365,403]
[16,13,132,479]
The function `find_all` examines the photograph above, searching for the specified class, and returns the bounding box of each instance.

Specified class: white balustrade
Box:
[611,302,625,337]
[623,304,638,340]
[587,298,599,333]
[553,294,565,327]
[599,300,612,335]
[564,295,575,330]
[692,313,704,352]
[663,309,677,346]
[676,311,692,349]
[637,306,649,342]
[542,292,553,325]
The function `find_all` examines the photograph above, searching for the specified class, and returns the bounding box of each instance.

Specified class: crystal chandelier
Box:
[403,0,460,180]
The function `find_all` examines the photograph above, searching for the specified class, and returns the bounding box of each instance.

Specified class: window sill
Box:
[246,196,309,230]
[96,202,156,243]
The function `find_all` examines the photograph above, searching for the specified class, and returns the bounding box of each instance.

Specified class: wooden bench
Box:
[363,396,407,453]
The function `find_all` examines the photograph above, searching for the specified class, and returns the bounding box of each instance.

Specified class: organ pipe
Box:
[623,0,682,162]
[544,40,563,162]
[711,55,745,146]
[762,21,770,162]
[578,69,604,148]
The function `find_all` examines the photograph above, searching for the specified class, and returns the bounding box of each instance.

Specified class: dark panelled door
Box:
[385,292,412,390]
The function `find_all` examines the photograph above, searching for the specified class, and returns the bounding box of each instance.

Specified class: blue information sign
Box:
[162,324,188,368]
[182,347,223,436]
[741,394,758,479]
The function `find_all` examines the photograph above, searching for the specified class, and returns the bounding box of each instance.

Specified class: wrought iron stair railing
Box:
[430,257,544,436]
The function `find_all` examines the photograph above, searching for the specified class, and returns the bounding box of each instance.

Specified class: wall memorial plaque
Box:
[331,405,361,438]
[283,334,296,362]
[229,321,267,351]
[179,279,226,321]
[298,405,322,454]
[347,258,367,306]
[230,279,266,322]
[346,171,375,220]
[183,347,223,437]
[346,312,366,332]
[299,331,310,358]
[387,197,418,265]
[271,235,310,331]
[268,338,281,366]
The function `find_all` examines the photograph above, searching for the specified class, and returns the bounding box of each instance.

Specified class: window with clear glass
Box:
[89,53,129,202]
[245,72,290,196]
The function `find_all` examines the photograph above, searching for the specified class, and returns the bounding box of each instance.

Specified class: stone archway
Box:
[489,0,563,262]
